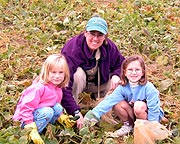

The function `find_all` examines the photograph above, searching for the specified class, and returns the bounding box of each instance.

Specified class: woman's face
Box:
[84,31,106,52]
[125,60,144,84]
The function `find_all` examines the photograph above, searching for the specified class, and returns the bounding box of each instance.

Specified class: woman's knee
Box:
[72,67,86,101]
[73,67,86,85]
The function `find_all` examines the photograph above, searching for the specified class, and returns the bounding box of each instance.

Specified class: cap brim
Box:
[86,26,107,35]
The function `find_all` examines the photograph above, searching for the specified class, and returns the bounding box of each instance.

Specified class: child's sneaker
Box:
[105,125,133,138]
[114,125,133,137]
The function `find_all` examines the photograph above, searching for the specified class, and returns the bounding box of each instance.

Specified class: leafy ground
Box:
[0,0,180,143]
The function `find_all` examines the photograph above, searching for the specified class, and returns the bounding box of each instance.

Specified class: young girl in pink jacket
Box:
[13,54,78,144]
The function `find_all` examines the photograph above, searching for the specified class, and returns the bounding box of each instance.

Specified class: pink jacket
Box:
[13,82,63,124]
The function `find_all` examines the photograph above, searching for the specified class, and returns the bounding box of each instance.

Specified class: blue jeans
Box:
[22,103,63,133]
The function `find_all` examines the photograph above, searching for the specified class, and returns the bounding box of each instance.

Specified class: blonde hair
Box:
[120,55,147,86]
[35,54,70,88]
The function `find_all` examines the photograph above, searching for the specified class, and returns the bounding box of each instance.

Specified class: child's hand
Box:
[58,114,79,128]
[24,122,45,144]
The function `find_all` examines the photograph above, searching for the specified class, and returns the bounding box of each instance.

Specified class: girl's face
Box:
[84,31,106,52]
[48,66,65,86]
[125,60,143,84]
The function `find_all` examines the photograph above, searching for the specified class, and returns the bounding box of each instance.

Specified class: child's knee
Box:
[134,101,147,114]
[53,103,63,116]
[45,107,55,119]
[35,107,54,120]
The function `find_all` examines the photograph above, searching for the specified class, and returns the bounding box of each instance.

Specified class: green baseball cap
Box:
[85,17,108,35]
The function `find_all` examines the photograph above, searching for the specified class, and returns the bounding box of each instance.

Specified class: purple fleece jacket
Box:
[61,33,125,115]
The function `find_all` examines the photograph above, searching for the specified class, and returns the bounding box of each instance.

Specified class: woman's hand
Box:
[110,75,120,91]
[75,112,84,129]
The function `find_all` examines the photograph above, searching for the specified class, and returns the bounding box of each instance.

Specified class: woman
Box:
[61,16,125,129]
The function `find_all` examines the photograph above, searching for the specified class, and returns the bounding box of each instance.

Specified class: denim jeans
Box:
[22,103,63,133]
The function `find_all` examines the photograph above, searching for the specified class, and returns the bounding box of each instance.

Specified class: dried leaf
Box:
[156,55,169,66]
[159,79,174,91]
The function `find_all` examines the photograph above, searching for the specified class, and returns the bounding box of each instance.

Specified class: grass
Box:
[0,0,180,143]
